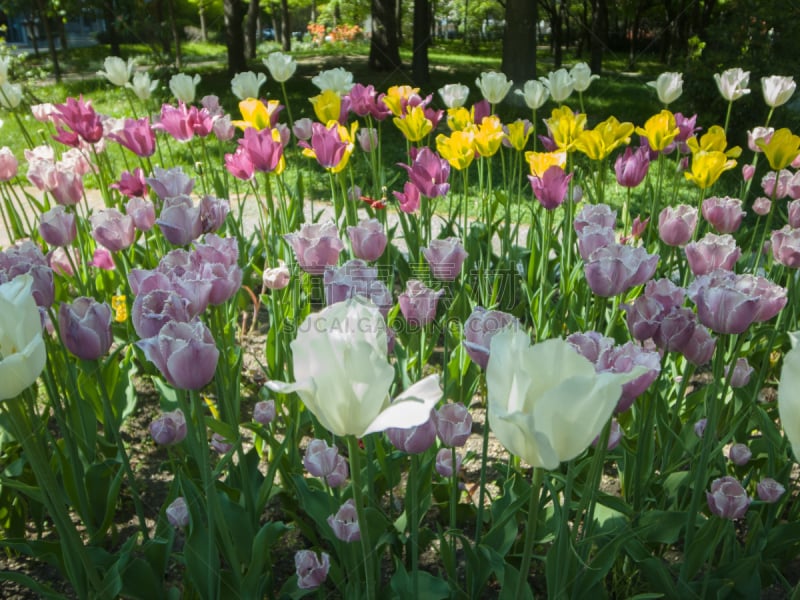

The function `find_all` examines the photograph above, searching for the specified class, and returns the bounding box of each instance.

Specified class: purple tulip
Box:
[292,117,314,141]
[199,195,230,234]
[592,418,622,450]
[323,260,392,315]
[574,203,617,234]
[584,243,658,298]
[393,181,421,213]
[653,306,697,353]
[253,400,276,426]
[157,195,203,246]
[577,224,616,261]
[303,439,340,479]
[149,409,187,446]
[131,289,192,339]
[125,196,156,232]
[685,233,741,276]
[166,497,190,529]
[108,117,156,157]
[386,411,437,454]
[694,418,707,437]
[435,448,463,478]
[327,499,361,542]
[566,330,615,364]
[726,357,754,388]
[284,221,345,276]
[788,200,800,228]
[757,478,786,503]
[399,279,444,327]
[771,226,800,268]
[238,127,284,173]
[146,166,195,201]
[39,205,77,247]
[680,324,717,366]
[210,433,233,454]
[615,146,650,188]
[761,169,792,200]
[707,476,750,519]
[728,443,752,466]
[294,550,330,590]
[399,147,450,198]
[325,455,349,488]
[658,204,698,247]
[597,341,662,413]
[701,196,745,234]
[434,402,472,447]
[347,218,388,262]
[623,295,667,341]
[422,237,468,281]
[528,165,572,210]
[687,271,760,335]
[90,208,136,252]
[463,306,520,370]
[736,274,787,323]
[137,320,219,390]
[58,297,113,360]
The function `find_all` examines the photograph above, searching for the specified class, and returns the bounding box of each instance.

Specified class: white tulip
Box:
[778,331,800,460]
[127,72,159,101]
[0,83,22,110]
[169,73,202,104]
[475,71,513,105]
[570,62,599,93]
[267,298,441,437]
[230,71,267,101]
[486,330,642,469]
[263,52,297,83]
[762,75,796,109]
[539,69,574,104]
[311,67,354,95]
[714,68,750,102]
[97,56,135,87]
[438,83,470,108]
[0,56,10,86]
[515,80,550,110]
[0,275,46,401]
[647,72,683,106]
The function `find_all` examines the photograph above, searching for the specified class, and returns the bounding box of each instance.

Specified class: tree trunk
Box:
[103,0,121,57]
[411,0,430,85]
[552,9,562,67]
[369,0,401,71]
[628,0,644,69]
[155,0,170,56]
[501,0,537,85]
[167,0,183,68]
[396,0,403,44]
[281,0,291,51]
[245,0,258,58]
[199,2,208,41]
[224,0,247,75]
[34,0,61,82]
[58,15,68,52]
[589,0,608,73]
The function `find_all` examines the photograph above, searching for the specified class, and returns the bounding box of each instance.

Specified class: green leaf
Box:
[389,558,451,599]
[0,570,65,599]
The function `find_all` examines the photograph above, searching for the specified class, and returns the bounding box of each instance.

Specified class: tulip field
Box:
[2,43,800,599]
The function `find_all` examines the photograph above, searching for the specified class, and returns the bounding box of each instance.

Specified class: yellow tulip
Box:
[686,125,741,158]
[310,89,342,125]
[393,105,433,142]
[232,98,281,130]
[546,106,587,151]
[383,85,419,116]
[756,127,800,171]
[436,130,476,170]
[474,116,505,157]
[683,151,736,190]
[573,116,634,161]
[505,119,533,152]
[525,150,567,178]
[635,110,680,152]
[447,107,472,132]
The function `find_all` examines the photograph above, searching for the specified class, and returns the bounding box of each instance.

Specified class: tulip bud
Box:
[325,455,349,488]
[327,498,361,542]
[422,237,468,281]
[347,218,388,262]
[58,297,113,361]
[726,357,754,388]
[253,399,276,426]
[694,418,707,437]
[706,475,750,519]
[39,206,77,247]
[399,280,444,327]
[149,409,187,446]
[166,497,190,529]
[435,448,463,478]
[463,306,520,370]
[210,433,233,454]
[742,164,755,181]
[303,439,340,478]
[756,477,786,503]
[435,403,472,447]
[263,261,291,290]
[294,550,330,590]
[386,411,437,454]
[728,443,752,466]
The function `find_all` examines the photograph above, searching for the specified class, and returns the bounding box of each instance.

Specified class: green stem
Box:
[347,435,375,599]
[515,467,544,599]
[409,454,420,598]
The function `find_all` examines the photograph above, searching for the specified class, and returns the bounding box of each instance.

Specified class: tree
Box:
[412,0,431,85]
[245,0,258,58]
[369,0,401,71]
[502,0,537,84]
[589,0,607,73]
[224,0,247,75]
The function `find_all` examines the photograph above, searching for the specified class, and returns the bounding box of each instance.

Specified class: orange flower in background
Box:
[635,110,679,152]
[525,150,567,178]
[573,116,634,161]
[473,116,505,157]
[546,106,587,151]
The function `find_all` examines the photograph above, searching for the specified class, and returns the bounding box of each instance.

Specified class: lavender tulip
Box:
[685,233,741,276]
[399,279,444,327]
[597,342,661,413]
[347,218,388,262]
[772,226,800,268]
[688,271,760,335]
[137,320,219,390]
[577,224,616,261]
[736,274,787,323]
[422,237,468,281]
[210,433,233,454]
[584,243,658,298]
[90,209,136,252]
[728,443,752,466]
[284,221,345,275]
[386,411,437,454]
[303,439,339,478]
[39,206,77,247]
[680,324,717,366]
[434,402,473,447]
[694,418,707,437]
[146,166,194,201]
[707,476,750,519]
[323,260,392,316]
[463,306,520,370]
[757,478,786,503]
[199,195,230,234]
[566,330,615,364]
[149,409,187,446]
[435,448,463,478]
[325,455,349,488]
[166,497,190,529]
[295,550,330,590]
[592,418,622,450]
[253,400,276,426]
[726,357,754,388]
[752,197,771,216]
[653,307,697,353]
[263,261,291,291]
[615,146,650,187]
[623,295,667,341]
[131,289,192,339]
[327,499,361,542]
[58,297,113,360]
[574,203,617,234]
[157,195,203,246]
[658,204,698,247]
[125,197,156,232]
[529,165,572,210]
[701,196,745,234]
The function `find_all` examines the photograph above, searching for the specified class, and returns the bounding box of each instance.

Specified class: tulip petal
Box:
[361,374,442,436]
[779,335,800,460]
